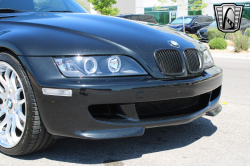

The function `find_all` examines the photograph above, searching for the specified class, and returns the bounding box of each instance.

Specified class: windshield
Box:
[171,17,193,24]
[0,0,88,13]
[210,21,217,26]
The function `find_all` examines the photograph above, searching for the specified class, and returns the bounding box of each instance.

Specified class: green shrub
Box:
[207,28,226,40]
[209,38,228,50]
[229,31,250,52]
[188,34,199,40]
[246,28,250,37]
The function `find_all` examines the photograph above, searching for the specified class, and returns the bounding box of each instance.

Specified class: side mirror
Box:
[193,22,198,25]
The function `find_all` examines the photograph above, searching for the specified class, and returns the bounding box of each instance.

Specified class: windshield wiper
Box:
[0,8,22,13]
[47,11,73,13]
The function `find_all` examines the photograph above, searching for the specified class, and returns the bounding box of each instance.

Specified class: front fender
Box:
[0,40,23,55]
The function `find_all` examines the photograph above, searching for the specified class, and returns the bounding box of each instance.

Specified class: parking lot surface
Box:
[0,58,249,166]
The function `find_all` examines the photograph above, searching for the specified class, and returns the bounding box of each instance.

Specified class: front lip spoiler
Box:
[76,127,145,140]
[206,105,222,117]
[74,96,221,140]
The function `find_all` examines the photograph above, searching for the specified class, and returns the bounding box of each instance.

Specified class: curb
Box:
[211,53,250,59]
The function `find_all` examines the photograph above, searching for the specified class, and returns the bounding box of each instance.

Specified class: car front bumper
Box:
[20,56,223,139]
[197,32,208,42]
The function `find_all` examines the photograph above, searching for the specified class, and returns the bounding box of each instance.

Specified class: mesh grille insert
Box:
[135,96,200,118]
[156,50,184,75]
[184,49,201,73]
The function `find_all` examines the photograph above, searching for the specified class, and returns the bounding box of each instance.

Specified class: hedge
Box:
[207,28,226,40]
[246,28,250,37]
[209,38,228,50]
[229,31,250,52]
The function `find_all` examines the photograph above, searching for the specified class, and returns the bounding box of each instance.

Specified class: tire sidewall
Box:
[0,52,35,155]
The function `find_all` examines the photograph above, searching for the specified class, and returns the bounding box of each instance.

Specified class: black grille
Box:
[184,49,201,73]
[156,50,184,75]
[135,96,201,118]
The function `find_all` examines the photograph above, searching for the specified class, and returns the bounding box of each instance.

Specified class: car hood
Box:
[0,13,206,79]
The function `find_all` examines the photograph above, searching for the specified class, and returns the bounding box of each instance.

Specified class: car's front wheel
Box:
[0,52,55,156]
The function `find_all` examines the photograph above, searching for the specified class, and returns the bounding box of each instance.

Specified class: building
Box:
[84,0,250,25]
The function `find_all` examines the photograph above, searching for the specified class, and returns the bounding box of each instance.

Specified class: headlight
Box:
[203,50,214,69]
[84,57,98,74]
[54,55,147,77]
[108,56,121,73]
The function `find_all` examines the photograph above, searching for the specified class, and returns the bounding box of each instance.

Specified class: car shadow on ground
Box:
[17,117,217,165]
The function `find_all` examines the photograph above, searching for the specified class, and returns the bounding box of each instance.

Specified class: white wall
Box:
[143,0,162,7]
[143,0,188,18]
[114,0,144,14]
[114,0,136,14]
[136,0,144,14]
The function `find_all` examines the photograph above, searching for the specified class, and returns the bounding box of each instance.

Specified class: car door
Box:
[191,17,202,33]
[202,17,213,27]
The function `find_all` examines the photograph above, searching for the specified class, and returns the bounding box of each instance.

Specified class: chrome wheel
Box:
[0,62,26,148]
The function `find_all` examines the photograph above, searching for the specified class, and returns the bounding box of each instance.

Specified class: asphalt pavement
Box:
[0,58,250,166]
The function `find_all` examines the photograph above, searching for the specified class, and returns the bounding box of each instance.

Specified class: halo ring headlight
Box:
[108,56,121,73]
[84,57,98,74]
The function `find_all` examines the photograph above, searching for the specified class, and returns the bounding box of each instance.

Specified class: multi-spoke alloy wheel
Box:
[0,62,26,148]
[0,52,55,156]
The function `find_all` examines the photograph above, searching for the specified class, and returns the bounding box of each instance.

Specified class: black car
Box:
[0,0,222,156]
[197,18,250,42]
[167,15,214,34]
[116,14,158,24]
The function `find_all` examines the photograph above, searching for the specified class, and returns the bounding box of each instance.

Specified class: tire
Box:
[0,52,55,156]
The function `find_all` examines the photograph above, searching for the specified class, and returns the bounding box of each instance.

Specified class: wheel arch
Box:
[0,41,23,55]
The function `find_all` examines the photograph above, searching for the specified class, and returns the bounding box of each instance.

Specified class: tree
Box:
[156,0,208,33]
[87,0,120,16]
